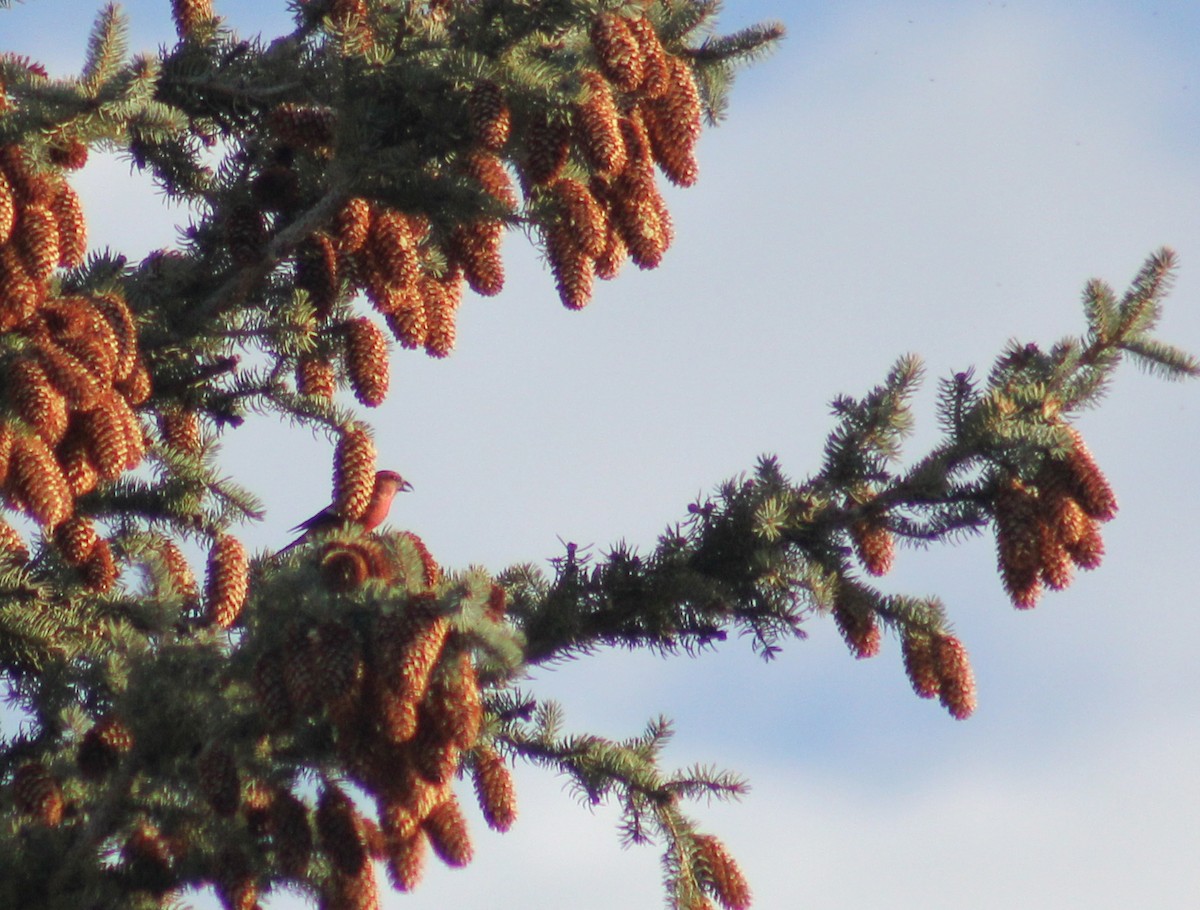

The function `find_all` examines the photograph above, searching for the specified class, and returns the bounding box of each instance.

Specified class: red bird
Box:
[278,470,412,554]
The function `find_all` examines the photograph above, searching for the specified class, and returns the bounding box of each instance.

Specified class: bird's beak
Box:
[400,479,413,492]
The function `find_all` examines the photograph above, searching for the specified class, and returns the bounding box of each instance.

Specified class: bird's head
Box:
[375,470,412,495]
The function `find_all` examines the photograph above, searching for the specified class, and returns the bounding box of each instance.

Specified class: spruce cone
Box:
[198,743,240,817]
[8,430,73,529]
[461,149,517,210]
[55,515,99,565]
[590,13,644,93]
[158,536,199,601]
[0,167,14,244]
[268,102,338,151]
[576,71,628,176]
[225,205,267,266]
[213,846,257,910]
[78,713,133,780]
[123,821,177,895]
[448,220,505,296]
[468,81,511,152]
[48,138,89,171]
[372,602,451,743]
[50,182,87,267]
[627,16,671,99]
[695,834,752,910]
[366,208,420,291]
[1059,427,1118,521]
[90,291,140,382]
[16,202,60,283]
[9,357,69,445]
[333,425,376,521]
[296,354,336,400]
[381,284,429,349]
[159,408,202,454]
[344,317,390,407]
[993,475,1044,609]
[57,425,100,497]
[523,116,571,186]
[849,518,895,577]
[296,232,340,318]
[900,631,940,699]
[335,197,372,254]
[545,223,594,310]
[12,762,65,826]
[204,534,249,629]
[832,598,881,659]
[0,246,41,330]
[643,56,703,187]
[934,634,977,720]
[384,830,427,892]
[82,537,117,592]
[271,789,313,877]
[0,517,29,561]
[34,334,105,410]
[317,785,368,877]
[422,794,473,868]
[552,178,608,257]
[421,271,463,358]
[252,649,294,730]
[472,746,517,832]
[171,0,214,38]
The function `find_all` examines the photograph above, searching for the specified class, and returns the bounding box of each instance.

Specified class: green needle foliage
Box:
[0,2,1194,909]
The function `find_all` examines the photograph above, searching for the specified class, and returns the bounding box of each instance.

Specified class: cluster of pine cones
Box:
[993,427,1115,609]
[0,145,153,589]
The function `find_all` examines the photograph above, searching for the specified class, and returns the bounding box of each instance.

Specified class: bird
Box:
[277,470,412,554]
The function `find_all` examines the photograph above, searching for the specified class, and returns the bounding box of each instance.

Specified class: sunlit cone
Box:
[594,220,628,280]
[198,743,240,817]
[468,80,511,152]
[934,634,977,720]
[448,220,505,296]
[226,204,267,266]
[695,834,751,910]
[317,784,368,876]
[643,56,703,187]
[78,713,133,781]
[591,13,644,93]
[421,271,463,358]
[900,631,940,699]
[832,598,881,659]
[270,788,313,877]
[373,602,450,743]
[1059,427,1118,521]
[849,518,895,577]
[0,516,28,561]
[47,138,89,171]
[627,16,670,99]
[296,353,336,400]
[171,0,214,38]
[50,182,87,267]
[332,855,382,910]
[157,536,199,601]
[523,116,571,186]
[0,246,41,330]
[117,359,152,405]
[472,746,517,832]
[83,537,118,592]
[367,208,421,290]
[0,144,51,203]
[381,284,428,349]
[16,202,60,282]
[90,291,140,382]
[552,178,608,257]
[1064,515,1105,570]
[43,295,122,384]
[213,845,257,910]
[993,475,1043,609]
[78,388,144,478]
[8,430,73,529]
[296,231,340,318]
[0,421,11,487]
[0,167,14,244]
[411,723,461,786]
[334,425,377,521]
[268,102,338,150]
[320,542,372,593]
[545,223,594,310]
[384,831,427,892]
[426,650,483,750]
[612,116,672,269]
[55,515,99,565]
[159,408,202,454]
[252,648,294,730]
[32,334,105,410]
[345,316,390,407]
[576,71,627,176]
[123,820,176,895]
[335,197,372,255]
[423,793,473,868]
[13,762,65,826]
[1037,513,1074,591]
[461,149,517,211]
[204,534,249,629]
[9,358,69,445]
[57,424,100,497]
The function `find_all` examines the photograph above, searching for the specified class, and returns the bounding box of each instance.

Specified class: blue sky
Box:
[5,2,1200,908]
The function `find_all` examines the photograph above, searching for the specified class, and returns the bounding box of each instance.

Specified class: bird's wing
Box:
[288,505,337,534]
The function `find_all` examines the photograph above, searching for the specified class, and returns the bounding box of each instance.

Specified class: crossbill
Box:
[279,470,411,554]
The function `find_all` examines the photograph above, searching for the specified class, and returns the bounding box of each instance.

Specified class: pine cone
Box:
[31,334,105,410]
[421,270,463,359]
[372,602,450,743]
[1059,428,1118,521]
[0,166,14,245]
[380,284,429,349]
[78,713,133,780]
[448,220,505,296]
[0,246,42,331]
[900,631,940,699]
[204,534,249,629]
[472,746,517,832]
[334,197,372,254]
[57,424,100,497]
[7,429,73,529]
[55,515,99,565]
[576,71,628,176]
[317,784,368,876]
[225,205,267,266]
[270,788,313,877]
[590,13,644,93]
[993,474,1044,609]
[849,518,895,577]
[832,597,881,659]
[16,202,60,283]
[523,116,571,186]
[425,650,482,750]
[268,102,338,150]
[82,538,118,592]
[12,762,65,826]
[47,138,89,171]
[252,649,294,730]
[552,178,608,257]
[627,16,671,99]
[643,56,703,187]
[461,149,517,211]
[159,408,202,454]
[157,536,199,600]
[934,634,977,720]
[0,516,29,561]
[296,354,336,400]
[468,81,511,152]
[296,232,340,318]
[694,834,752,910]
[366,207,421,291]
[9,358,69,445]
[49,182,87,267]
[422,794,473,868]
[333,425,377,520]
[171,0,214,39]
[344,317,390,407]
[90,291,141,382]
[383,829,427,893]
[545,223,594,310]
[198,743,240,817]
